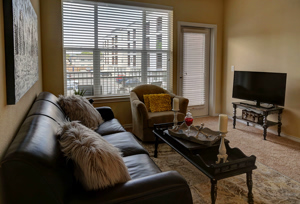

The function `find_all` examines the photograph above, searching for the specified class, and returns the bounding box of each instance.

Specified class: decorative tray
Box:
[167,123,221,146]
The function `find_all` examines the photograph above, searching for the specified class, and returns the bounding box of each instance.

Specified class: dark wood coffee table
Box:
[153,122,257,204]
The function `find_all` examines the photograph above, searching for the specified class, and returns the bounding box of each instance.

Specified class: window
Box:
[156,34,162,49]
[146,22,150,35]
[127,31,130,41]
[133,29,136,39]
[133,41,136,49]
[63,1,173,96]
[146,37,150,50]
[157,53,162,69]
[133,55,136,66]
[157,17,162,31]
[147,53,150,68]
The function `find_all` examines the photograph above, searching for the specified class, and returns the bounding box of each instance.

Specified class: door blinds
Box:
[182,28,210,107]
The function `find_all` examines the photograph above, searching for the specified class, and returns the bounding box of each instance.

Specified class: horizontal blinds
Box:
[63,1,173,96]
[182,30,206,106]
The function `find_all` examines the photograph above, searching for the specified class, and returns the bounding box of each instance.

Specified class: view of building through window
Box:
[63,1,173,96]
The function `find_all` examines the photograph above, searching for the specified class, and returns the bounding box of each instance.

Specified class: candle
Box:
[173,98,179,110]
[219,114,228,133]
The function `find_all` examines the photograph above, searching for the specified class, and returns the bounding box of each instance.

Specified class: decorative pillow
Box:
[143,94,151,111]
[57,121,131,191]
[57,95,103,130]
[148,94,172,112]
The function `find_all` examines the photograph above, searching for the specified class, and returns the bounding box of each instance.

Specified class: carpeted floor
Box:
[139,117,300,203]
[193,117,300,183]
[142,142,300,204]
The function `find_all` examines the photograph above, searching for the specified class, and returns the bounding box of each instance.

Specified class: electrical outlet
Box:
[231,65,235,72]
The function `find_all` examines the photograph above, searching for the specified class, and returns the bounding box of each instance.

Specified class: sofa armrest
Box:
[96,107,114,121]
[69,171,192,204]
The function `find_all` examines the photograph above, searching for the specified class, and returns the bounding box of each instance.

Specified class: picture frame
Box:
[3,0,38,105]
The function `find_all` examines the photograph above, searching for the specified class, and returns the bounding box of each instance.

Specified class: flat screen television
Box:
[232,71,287,107]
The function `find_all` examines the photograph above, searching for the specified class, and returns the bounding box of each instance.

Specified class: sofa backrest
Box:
[0,92,74,204]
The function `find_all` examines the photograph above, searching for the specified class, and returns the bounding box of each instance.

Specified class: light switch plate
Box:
[231,65,235,72]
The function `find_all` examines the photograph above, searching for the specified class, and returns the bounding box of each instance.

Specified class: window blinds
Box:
[63,0,173,96]
[182,28,209,107]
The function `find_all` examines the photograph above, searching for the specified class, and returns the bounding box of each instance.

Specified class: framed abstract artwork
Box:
[3,0,38,105]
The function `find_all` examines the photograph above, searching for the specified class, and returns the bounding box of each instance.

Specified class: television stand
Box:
[240,102,276,109]
[232,102,284,140]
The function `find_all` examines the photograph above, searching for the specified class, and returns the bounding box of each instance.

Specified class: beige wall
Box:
[223,0,300,138]
[0,0,43,159]
[41,0,224,125]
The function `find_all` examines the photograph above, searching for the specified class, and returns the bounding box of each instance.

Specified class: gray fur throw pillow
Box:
[57,95,103,130]
[58,121,131,190]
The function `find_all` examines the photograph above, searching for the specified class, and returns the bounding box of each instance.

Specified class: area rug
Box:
[141,143,300,204]
[193,117,300,183]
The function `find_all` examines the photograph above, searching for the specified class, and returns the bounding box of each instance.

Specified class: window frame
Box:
[62,0,173,101]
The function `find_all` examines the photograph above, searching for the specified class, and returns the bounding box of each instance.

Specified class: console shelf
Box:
[232,102,284,140]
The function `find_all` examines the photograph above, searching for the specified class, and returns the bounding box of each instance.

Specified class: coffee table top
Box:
[153,122,257,180]
[163,129,227,151]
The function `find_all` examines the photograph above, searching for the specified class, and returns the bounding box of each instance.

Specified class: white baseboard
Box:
[228,116,300,143]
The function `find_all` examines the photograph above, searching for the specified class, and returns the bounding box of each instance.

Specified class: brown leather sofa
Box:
[130,84,189,141]
[0,92,192,204]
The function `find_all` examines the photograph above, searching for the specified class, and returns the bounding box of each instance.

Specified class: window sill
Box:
[88,95,131,104]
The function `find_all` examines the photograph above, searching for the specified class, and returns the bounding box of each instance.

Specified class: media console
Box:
[232,102,284,140]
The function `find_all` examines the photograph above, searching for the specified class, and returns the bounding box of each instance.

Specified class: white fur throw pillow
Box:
[57,95,103,130]
[58,121,131,190]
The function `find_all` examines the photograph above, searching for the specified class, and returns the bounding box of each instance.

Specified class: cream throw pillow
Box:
[58,95,103,130]
[58,121,131,191]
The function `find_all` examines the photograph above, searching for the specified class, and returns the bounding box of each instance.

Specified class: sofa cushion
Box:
[148,111,185,127]
[57,95,103,130]
[95,118,126,136]
[102,132,149,157]
[58,121,131,191]
[123,154,161,179]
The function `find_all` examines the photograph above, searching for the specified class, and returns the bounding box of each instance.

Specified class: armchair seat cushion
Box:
[95,118,126,136]
[148,111,185,128]
[102,132,149,157]
[123,154,161,179]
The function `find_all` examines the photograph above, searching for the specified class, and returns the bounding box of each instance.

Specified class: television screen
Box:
[232,71,287,106]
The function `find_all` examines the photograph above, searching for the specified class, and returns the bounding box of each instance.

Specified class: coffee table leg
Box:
[154,136,159,158]
[247,171,254,204]
[211,179,217,204]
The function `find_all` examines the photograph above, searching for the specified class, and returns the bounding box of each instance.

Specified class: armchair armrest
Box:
[177,96,189,115]
[168,93,189,115]
[96,107,114,121]
[69,171,192,204]
[130,92,149,127]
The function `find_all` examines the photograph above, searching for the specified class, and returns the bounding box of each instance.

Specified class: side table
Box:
[232,102,284,140]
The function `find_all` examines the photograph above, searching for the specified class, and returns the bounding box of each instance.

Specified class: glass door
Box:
[179,27,210,117]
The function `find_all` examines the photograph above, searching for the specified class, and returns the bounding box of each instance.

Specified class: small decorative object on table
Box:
[216,114,229,164]
[168,123,221,146]
[172,98,180,129]
[184,110,193,136]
